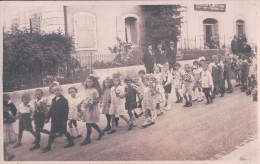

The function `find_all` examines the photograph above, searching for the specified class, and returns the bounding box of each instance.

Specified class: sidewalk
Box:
[219,137,259,161]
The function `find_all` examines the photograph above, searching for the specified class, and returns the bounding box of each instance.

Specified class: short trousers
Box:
[34,113,45,131]
[19,113,33,131]
[163,84,172,93]
[183,85,193,95]
[193,81,201,90]
[202,88,211,93]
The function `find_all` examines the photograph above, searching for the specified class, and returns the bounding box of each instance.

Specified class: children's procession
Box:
[3,40,257,161]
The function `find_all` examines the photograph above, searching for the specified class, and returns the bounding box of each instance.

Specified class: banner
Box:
[194,4,226,12]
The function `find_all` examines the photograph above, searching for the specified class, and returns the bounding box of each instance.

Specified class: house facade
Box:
[179,2,258,50]
[3,1,258,64]
[3,5,146,61]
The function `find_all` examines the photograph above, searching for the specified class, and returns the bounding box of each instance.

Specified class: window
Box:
[236,20,245,38]
[30,13,41,32]
[203,18,219,49]
[11,18,20,28]
[116,15,145,45]
[125,17,138,44]
[74,12,97,50]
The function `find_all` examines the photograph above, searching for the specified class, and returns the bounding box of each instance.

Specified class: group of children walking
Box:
[3,52,257,159]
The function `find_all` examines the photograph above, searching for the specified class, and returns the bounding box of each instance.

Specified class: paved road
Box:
[7,80,257,161]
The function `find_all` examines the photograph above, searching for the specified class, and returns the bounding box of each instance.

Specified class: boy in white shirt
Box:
[192,60,203,102]
[201,63,214,104]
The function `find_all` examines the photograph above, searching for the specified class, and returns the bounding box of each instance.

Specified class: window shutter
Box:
[75,16,87,48]
[116,17,125,41]
[130,21,138,44]
[139,18,146,44]
[75,14,96,49]
[86,16,95,48]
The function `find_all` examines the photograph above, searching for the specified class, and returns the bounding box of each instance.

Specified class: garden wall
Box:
[4,60,197,106]
[4,65,145,105]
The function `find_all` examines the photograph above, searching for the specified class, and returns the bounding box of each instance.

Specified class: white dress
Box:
[109,85,127,115]
[68,96,82,121]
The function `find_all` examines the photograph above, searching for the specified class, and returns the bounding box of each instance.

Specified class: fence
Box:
[179,34,230,50]
[72,53,117,72]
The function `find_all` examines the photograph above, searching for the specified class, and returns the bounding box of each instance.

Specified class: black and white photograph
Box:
[0,0,259,162]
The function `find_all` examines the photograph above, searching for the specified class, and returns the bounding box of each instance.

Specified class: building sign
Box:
[194,4,226,12]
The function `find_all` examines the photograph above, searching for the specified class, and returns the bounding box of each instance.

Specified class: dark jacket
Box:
[4,101,17,117]
[155,49,167,65]
[33,99,48,125]
[212,63,223,83]
[166,48,176,64]
[237,38,243,53]
[224,63,232,80]
[241,45,252,56]
[231,39,238,54]
[47,95,69,133]
[241,62,249,77]
[143,50,155,69]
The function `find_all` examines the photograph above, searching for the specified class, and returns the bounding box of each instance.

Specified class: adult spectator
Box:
[237,36,243,53]
[155,43,167,65]
[166,42,177,71]
[143,45,155,74]
[241,41,252,58]
[231,35,238,55]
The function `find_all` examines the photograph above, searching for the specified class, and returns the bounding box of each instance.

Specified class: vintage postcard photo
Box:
[0,0,259,163]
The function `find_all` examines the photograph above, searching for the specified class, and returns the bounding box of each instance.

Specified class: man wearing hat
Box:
[166,42,177,71]
[143,45,155,74]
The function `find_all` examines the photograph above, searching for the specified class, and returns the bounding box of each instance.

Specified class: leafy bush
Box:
[3,27,80,92]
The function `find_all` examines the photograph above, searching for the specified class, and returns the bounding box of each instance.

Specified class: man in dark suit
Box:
[42,85,74,152]
[231,35,238,55]
[143,45,155,73]
[166,42,177,71]
[155,43,167,65]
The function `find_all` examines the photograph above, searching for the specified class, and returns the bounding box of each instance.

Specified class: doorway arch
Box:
[203,18,219,49]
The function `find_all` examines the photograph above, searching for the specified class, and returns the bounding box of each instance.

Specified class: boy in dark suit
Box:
[42,85,74,152]
[3,94,17,118]
[30,89,50,150]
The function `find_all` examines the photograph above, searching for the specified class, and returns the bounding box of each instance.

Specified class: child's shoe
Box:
[13,143,21,148]
[7,154,15,161]
[206,101,210,105]
[80,139,91,146]
[107,129,116,134]
[179,97,183,103]
[42,146,51,152]
[97,132,105,140]
[64,142,74,148]
[142,121,149,128]
[103,126,111,132]
[29,144,40,151]
[192,99,197,102]
[127,123,134,130]
[184,102,189,107]
[139,112,144,117]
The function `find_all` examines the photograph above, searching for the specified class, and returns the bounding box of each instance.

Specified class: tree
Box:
[141,5,182,46]
[3,27,78,91]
